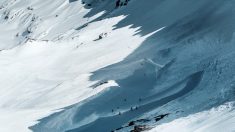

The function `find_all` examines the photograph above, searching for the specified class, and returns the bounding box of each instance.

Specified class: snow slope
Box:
[149,102,235,132]
[0,0,235,132]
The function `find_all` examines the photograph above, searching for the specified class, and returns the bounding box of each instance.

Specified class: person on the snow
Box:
[124,0,128,5]
[135,106,138,110]
[130,107,133,111]
[116,0,120,8]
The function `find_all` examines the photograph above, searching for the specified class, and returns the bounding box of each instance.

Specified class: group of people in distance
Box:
[112,98,142,116]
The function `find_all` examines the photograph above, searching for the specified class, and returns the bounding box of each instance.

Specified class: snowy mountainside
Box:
[0,0,108,49]
[149,102,235,132]
[0,0,235,132]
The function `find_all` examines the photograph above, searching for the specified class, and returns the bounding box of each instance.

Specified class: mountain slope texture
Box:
[0,0,234,132]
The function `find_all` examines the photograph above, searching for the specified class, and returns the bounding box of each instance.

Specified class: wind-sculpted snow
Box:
[29,0,235,132]
[0,0,235,132]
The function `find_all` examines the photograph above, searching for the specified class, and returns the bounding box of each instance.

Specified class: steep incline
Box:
[0,0,235,132]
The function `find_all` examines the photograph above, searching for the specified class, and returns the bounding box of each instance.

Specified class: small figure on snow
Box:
[130,107,133,111]
[135,106,138,110]
[116,0,120,8]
